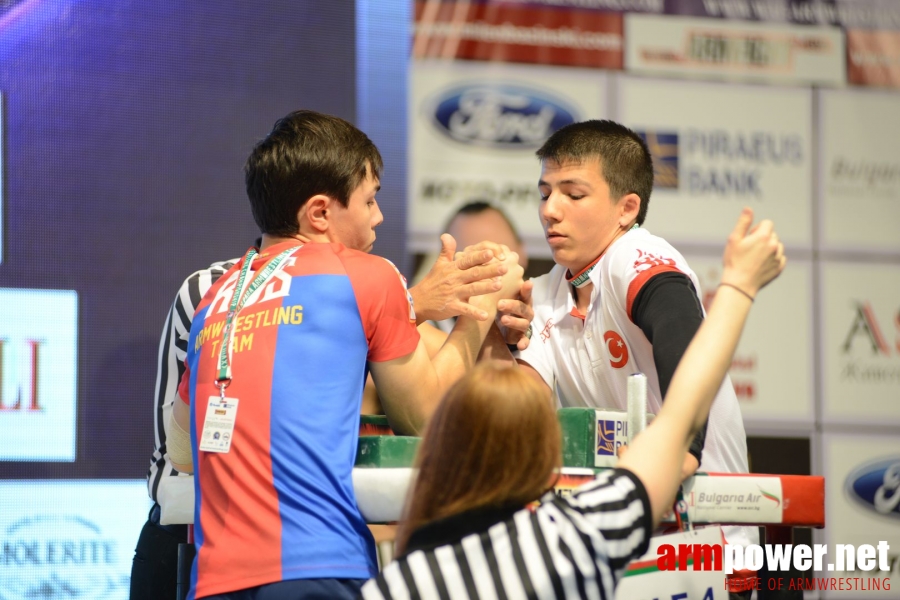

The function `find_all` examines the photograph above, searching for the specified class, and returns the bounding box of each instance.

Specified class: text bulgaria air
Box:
[430,83,578,148]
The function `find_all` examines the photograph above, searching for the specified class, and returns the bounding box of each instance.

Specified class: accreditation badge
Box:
[199,396,239,453]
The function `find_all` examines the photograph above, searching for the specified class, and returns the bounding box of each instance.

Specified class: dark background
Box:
[0,0,365,479]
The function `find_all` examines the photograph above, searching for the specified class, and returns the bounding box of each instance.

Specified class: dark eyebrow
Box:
[538,178,592,187]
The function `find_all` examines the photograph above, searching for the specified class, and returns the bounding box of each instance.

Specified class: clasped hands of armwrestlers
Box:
[414,232,532,349]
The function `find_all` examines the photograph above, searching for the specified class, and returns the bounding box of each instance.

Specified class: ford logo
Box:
[845,458,900,520]
[430,84,579,149]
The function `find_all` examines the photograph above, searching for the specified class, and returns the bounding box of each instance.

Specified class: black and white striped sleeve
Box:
[146,259,237,502]
[361,469,653,600]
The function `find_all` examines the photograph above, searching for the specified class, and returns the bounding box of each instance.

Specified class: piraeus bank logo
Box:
[638,131,679,189]
[845,458,900,520]
[0,289,78,461]
[429,83,578,149]
[636,128,804,196]
[597,417,628,457]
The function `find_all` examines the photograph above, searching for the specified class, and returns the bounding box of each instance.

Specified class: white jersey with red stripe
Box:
[519,227,757,547]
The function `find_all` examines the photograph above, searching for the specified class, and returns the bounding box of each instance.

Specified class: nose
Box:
[372,200,384,228]
[541,190,562,224]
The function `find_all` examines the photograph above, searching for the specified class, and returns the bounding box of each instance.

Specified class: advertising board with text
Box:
[686,253,814,424]
[617,77,813,248]
[625,13,845,86]
[847,29,900,89]
[409,60,607,255]
[413,1,623,69]
[821,433,900,598]
[0,288,77,461]
[821,262,900,425]
[819,89,900,252]
[0,480,150,600]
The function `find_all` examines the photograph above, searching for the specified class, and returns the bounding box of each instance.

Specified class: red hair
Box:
[395,362,561,554]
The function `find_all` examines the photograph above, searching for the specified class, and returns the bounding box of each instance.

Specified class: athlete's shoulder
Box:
[331,245,404,283]
[606,228,687,274]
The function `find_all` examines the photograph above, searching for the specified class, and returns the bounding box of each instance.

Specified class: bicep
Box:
[418,321,448,359]
[631,273,703,398]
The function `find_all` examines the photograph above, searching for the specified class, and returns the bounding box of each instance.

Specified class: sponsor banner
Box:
[847,29,900,88]
[617,77,812,247]
[694,0,900,29]
[489,0,664,13]
[820,89,900,252]
[413,2,622,69]
[428,0,900,29]
[0,289,78,461]
[682,474,785,524]
[822,433,900,598]
[409,60,607,254]
[624,13,845,86]
[821,262,900,424]
[594,408,654,467]
[0,480,150,600]
[687,255,814,422]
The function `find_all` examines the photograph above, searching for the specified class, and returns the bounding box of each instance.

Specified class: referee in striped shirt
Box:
[364,209,785,600]
[131,258,238,600]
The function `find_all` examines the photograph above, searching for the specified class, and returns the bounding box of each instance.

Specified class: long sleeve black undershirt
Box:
[630,271,708,464]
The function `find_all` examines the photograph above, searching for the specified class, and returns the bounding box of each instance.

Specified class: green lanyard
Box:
[567,224,640,289]
[215,246,296,395]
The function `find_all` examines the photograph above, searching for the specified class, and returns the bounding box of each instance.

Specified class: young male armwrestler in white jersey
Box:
[516,120,760,596]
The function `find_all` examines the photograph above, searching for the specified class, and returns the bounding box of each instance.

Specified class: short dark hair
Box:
[244,110,384,236]
[445,201,522,245]
[536,120,653,225]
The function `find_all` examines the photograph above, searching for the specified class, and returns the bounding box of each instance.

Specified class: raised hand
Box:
[721,208,786,299]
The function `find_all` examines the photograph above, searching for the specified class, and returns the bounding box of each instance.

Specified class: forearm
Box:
[430,310,496,390]
[477,322,517,365]
[619,285,753,523]
[381,305,497,435]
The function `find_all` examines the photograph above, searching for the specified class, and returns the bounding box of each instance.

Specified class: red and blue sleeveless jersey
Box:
[178,241,419,599]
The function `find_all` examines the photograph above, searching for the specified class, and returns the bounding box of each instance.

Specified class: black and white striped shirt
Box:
[146,259,238,505]
[362,468,652,600]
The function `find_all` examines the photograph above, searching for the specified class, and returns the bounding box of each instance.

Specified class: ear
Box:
[298,195,332,235]
[618,193,641,228]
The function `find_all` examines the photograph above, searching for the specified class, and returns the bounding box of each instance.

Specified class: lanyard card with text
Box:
[199,396,239,453]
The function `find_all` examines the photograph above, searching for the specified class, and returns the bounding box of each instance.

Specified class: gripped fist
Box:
[721,207,786,298]
[497,279,535,351]
[495,250,525,300]
[410,234,509,322]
